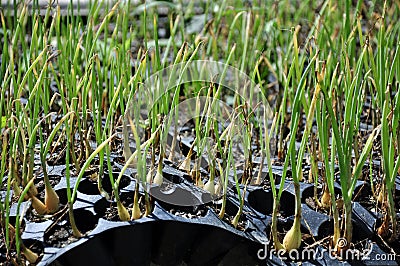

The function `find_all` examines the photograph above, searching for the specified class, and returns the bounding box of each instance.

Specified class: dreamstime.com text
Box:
[257,239,397,262]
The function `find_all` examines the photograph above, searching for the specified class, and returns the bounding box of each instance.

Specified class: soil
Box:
[157,201,209,219]
[303,186,343,215]
[0,222,44,265]
[263,218,316,261]
[47,146,67,166]
[209,199,248,232]
[247,188,295,217]
[45,225,77,248]
[77,173,132,195]
[44,209,98,248]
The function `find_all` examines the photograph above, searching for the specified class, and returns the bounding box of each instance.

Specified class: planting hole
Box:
[102,172,132,194]
[247,189,273,215]
[247,189,294,217]
[77,173,131,195]
[211,198,249,231]
[56,188,72,205]
[93,197,109,217]
[302,185,341,212]
[100,191,153,221]
[44,209,97,248]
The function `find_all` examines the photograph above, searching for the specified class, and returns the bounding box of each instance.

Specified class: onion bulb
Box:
[283,218,302,251]
[28,185,38,197]
[231,211,240,228]
[117,201,130,221]
[131,185,141,220]
[180,147,193,173]
[31,196,47,215]
[153,169,163,186]
[204,179,215,196]
[152,161,164,186]
[320,186,331,210]
[22,246,38,263]
[45,185,59,213]
[232,203,244,228]
[131,202,141,220]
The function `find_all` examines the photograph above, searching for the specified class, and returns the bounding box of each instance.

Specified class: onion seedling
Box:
[127,111,149,220]
[179,143,194,174]
[15,179,39,264]
[378,87,400,241]
[66,132,118,231]
[263,107,284,250]
[119,122,161,221]
[282,56,320,252]
[219,139,234,219]
[231,159,246,229]
[372,12,400,241]
[203,139,218,196]
[1,126,14,254]
[64,114,83,238]
[320,44,380,249]
[39,112,75,214]
[270,51,318,252]
[315,60,342,245]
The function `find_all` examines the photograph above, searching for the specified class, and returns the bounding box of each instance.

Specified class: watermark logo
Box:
[256,238,391,262]
[336,237,348,250]
[123,60,272,206]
